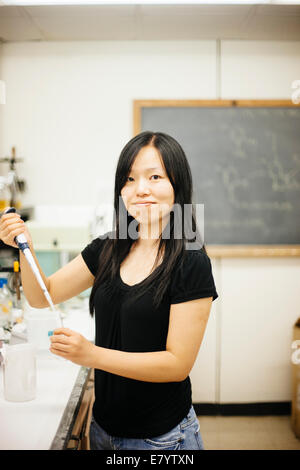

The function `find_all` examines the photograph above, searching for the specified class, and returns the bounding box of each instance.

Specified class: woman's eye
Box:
[126,175,161,182]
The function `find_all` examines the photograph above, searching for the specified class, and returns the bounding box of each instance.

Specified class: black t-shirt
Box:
[81,234,218,438]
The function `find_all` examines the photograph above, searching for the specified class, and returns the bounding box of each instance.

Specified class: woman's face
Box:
[121,145,175,232]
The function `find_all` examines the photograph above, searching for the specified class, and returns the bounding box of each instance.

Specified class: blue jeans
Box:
[89,405,204,450]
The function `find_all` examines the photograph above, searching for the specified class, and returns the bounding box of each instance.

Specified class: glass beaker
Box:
[2,343,36,402]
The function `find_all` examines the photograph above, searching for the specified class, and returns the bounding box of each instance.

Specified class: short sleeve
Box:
[81,232,110,276]
[169,251,218,304]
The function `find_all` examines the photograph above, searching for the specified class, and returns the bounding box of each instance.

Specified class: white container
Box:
[2,343,36,402]
[26,308,60,351]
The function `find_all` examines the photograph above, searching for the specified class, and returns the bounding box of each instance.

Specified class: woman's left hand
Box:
[49,328,96,367]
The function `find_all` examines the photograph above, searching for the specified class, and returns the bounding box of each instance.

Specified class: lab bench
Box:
[0,305,95,450]
[51,366,94,450]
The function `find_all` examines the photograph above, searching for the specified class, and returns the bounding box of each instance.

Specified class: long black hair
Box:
[89,131,205,316]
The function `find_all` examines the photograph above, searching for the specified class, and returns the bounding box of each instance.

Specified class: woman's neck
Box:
[136,215,170,250]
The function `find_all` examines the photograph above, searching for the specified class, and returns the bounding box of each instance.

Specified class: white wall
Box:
[0,39,299,403]
[0,43,3,151]
[1,40,299,206]
[221,41,300,99]
[0,40,216,207]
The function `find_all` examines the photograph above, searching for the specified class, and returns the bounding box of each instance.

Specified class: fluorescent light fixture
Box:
[1,0,299,4]
[1,0,258,4]
[3,0,300,5]
[0,81,6,105]
[0,0,257,4]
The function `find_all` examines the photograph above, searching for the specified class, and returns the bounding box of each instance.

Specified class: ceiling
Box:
[0,4,300,42]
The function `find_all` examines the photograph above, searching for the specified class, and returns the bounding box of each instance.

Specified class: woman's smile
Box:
[135,202,156,207]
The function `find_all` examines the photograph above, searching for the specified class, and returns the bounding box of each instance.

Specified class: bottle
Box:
[0,278,12,328]
[2,278,13,309]
[0,177,10,212]
[13,261,22,309]
[7,170,22,210]
[11,260,23,325]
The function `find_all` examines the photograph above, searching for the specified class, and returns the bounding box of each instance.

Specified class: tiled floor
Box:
[197,415,300,450]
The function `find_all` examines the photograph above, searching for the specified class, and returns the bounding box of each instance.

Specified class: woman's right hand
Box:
[0,211,33,249]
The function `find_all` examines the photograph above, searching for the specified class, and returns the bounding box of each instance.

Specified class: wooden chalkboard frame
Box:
[133,99,300,257]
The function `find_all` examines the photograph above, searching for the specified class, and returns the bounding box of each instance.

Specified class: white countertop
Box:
[0,304,95,450]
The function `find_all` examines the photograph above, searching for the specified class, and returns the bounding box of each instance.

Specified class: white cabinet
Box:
[190,301,218,402]
[190,258,220,403]
[190,257,300,404]
[220,257,300,403]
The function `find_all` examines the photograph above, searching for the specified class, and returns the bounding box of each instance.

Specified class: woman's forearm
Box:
[90,346,185,383]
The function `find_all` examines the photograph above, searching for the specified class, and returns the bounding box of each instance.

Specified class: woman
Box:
[0,131,218,450]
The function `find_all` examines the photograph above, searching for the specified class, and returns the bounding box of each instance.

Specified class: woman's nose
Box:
[136,178,151,194]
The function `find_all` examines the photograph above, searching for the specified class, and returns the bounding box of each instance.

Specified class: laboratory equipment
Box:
[1,207,63,327]
[2,342,36,402]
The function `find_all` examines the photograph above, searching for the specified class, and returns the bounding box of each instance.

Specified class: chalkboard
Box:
[134,101,300,247]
